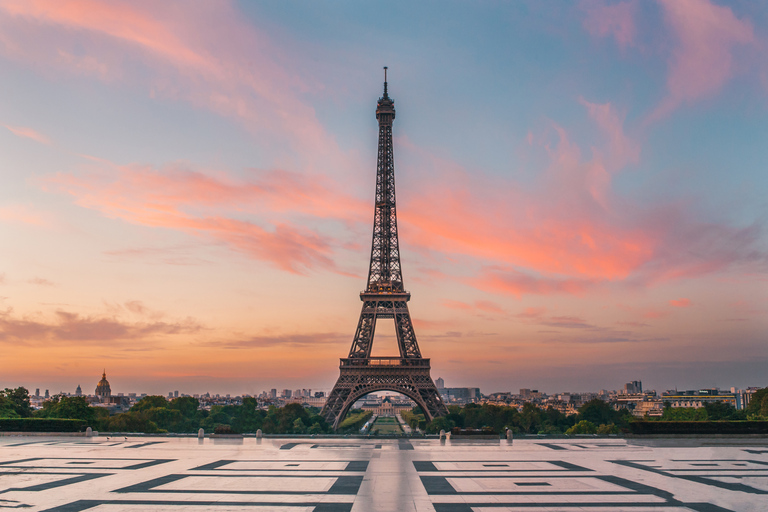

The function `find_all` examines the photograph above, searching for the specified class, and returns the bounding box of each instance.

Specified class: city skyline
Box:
[1,1,767,395]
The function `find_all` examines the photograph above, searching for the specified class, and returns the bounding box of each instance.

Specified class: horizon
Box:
[2,1,767,395]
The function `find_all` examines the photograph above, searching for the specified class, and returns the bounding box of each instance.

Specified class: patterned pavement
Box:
[0,436,765,511]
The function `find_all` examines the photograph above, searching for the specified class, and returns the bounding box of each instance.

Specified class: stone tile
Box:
[0,436,766,511]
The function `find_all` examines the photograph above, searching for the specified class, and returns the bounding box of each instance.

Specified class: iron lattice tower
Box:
[322,69,448,430]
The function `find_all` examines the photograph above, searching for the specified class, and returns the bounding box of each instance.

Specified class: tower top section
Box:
[376,66,395,122]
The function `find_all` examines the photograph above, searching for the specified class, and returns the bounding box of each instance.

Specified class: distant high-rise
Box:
[44,389,49,399]
[35,388,40,397]
[174,390,179,398]
[270,389,277,399]
[75,385,82,396]
[436,377,445,390]
[624,381,642,394]
[282,389,292,399]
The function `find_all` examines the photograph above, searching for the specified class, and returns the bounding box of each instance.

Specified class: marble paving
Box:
[0,436,766,511]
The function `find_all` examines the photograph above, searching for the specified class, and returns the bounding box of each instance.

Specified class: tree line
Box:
[2,386,767,434]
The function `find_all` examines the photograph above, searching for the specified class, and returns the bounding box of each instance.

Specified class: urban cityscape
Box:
[1,1,767,511]
[24,369,764,420]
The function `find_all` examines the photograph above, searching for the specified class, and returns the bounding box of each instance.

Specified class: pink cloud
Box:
[3,124,50,144]
[669,298,691,307]
[442,299,504,315]
[582,0,637,48]
[643,309,669,319]
[41,161,367,274]
[396,100,765,298]
[651,0,754,120]
[517,307,547,319]
[0,0,354,174]
[472,267,594,298]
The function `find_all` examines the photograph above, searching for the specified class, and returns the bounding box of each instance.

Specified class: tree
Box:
[746,388,768,418]
[565,420,597,435]
[577,399,618,426]
[0,387,32,417]
[35,395,96,423]
[169,396,199,418]
[131,395,168,412]
[704,401,744,421]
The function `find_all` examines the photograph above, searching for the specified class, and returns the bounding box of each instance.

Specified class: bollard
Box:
[506,429,513,443]
[198,428,204,439]
[439,429,446,444]
[256,429,263,438]
[85,427,93,438]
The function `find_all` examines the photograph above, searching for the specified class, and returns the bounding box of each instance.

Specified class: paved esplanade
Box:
[0,436,765,511]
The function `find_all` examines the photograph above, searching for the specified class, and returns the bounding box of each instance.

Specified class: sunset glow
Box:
[1,0,766,395]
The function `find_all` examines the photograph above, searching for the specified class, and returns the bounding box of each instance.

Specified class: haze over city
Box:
[1,0,767,396]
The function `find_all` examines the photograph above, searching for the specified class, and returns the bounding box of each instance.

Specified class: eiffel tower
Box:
[322,68,448,430]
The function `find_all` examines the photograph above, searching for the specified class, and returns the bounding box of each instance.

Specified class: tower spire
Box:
[383,66,388,98]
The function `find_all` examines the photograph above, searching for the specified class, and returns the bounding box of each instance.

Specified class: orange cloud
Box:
[651,0,754,120]
[669,298,691,308]
[3,124,50,144]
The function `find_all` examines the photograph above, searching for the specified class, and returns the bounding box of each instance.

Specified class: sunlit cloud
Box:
[3,123,50,144]
[650,0,754,120]
[0,0,353,173]
[41,162,367,274]
[669,298,691,307]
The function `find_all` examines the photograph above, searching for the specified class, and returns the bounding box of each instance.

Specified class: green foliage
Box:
[0,387,32,418]
[0,418,87,432]
[596,423,619,434]
[400,409,425,430]
[130,395,168,412]
[425,403,576,435]
[425,416,455,434]
[565,420,597,435]
[661,406,708,421]
[577,399,626,426]
[338,410,372,432]
[746,388,768,418]
[35,395,97,423]
[704,401,746,421]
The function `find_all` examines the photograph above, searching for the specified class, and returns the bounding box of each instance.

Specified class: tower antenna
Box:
[383,66,388,96]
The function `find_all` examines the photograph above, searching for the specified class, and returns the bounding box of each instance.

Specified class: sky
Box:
[1,0,767,397]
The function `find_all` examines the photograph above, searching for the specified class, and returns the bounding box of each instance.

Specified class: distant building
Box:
[282,389,292,399]
[435,377,445,390]
[174,390,179,398]
[662,389,737,409]
[75,385,82,396]
[35,388,40,397]
[270,389,277,399]
[624,381,643,394]
[44,389,49,399]
[95,370,111,401]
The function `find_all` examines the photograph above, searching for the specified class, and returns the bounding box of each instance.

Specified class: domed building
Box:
[95,369,111,402]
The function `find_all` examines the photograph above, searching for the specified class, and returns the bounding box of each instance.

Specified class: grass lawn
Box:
[372,416,403,434]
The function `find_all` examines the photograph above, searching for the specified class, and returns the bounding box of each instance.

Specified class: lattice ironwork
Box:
[322,69,447,430]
